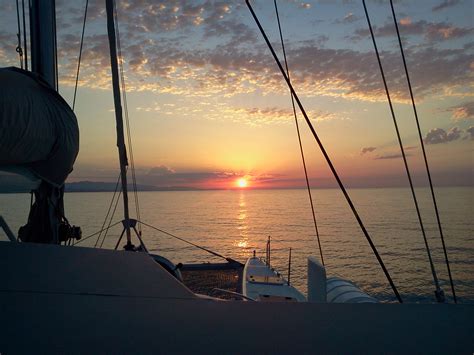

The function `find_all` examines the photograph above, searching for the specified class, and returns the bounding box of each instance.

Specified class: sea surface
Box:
[1,187,472,303]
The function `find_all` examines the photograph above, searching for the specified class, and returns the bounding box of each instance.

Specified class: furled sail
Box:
[0,67,79,187]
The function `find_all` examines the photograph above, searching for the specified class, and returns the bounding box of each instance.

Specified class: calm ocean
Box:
[1,187,472,303]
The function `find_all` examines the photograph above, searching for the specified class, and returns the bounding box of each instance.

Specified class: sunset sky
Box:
[0,0,472,189]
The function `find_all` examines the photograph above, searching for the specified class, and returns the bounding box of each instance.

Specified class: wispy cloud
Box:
[432,0,461,12]
[335,12,360,24]
[375,152,411,160]
[361,146,376,155]
[353,20,474,41]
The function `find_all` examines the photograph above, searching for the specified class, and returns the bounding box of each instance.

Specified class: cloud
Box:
[51,2,474,103]
[147,166,175,176]
[361,146,376,155]
[237,106,341,125]
[353,20,473,41]
[425,23,474,40]
[424,127,462,144]
[399,17,412,26]
[432,0,461,12]
[372,145,416,159]
[2,0,471,107]
[336,12,360,24]
[133,98,345,126]
[466,126,474,140]
[375,152,411,160]
[447,101,474,121]
[137,166,280,188]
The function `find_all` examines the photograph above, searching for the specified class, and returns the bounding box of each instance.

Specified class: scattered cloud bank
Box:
[1,0,470,106]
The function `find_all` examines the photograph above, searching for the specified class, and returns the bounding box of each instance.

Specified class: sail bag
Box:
[0,67,79,187]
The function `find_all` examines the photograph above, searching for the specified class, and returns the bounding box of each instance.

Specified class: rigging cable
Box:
[362,0,444,303]
[113,2,142,235]
[94,172,121,247]
[99,179,123,249]
[21,0,27,70]
[15,0,24,69]
[73,220,122,246]
[273,0,324,266]
[389,0,456,303]
[245,0,402,303]
[72,0,88,111]
[137,220,238,263]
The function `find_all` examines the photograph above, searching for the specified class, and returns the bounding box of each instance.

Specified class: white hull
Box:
[242,257,306,302]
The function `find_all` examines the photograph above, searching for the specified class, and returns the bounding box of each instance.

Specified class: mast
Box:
[105,0,132,248]
[30,0,57,89]
[28,0,61,244]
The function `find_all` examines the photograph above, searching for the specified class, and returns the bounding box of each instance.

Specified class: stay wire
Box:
[273,0,324,266]
[113,3,142,234]
[138,220,231,262]
[362,0,443,302]
[99,186,122,249]
[94,172,121,248]
[15,0,23,69]
[246,0,402,303]
[73,220,122,246]
[21,0,27,70]
[72,0,88,111]
[389,0,456,303]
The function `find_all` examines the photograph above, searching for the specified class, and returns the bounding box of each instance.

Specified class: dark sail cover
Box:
[0,67,79,187]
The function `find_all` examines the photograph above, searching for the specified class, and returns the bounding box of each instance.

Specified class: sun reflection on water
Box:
[234,191,249,253]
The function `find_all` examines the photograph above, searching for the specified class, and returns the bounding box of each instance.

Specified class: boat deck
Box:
[181,262,243,299]
[1,241,473,354]
[243,256,306,301]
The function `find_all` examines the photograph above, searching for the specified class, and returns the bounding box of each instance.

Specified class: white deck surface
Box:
[243,257,306,301]
[1,241,473,354]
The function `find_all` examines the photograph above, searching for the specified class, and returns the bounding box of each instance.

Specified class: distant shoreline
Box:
[0,184,472,194]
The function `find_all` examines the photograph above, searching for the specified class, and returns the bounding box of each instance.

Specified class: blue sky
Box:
[0,0,472,188]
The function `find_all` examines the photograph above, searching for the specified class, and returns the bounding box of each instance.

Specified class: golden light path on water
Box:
[235,191,248,249]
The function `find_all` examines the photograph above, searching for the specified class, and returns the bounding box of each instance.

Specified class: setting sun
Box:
[237,178,248,188]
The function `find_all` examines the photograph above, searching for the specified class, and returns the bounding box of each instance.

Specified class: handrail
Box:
[0,216,17,242]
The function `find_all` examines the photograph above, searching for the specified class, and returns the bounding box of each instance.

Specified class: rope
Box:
[273,0,324,266]
[72,0,88,111]
[73,220,122,245]
[21,0,27,70]
[389,0,456,303]
[245,0,402,303]
[362,0,443,302]
[15,0,23,69]
[137,220,231,262]
[94,172,121,247]
[99,182,123,249]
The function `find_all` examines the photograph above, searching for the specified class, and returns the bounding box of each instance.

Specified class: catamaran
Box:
[0,0,472,353]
